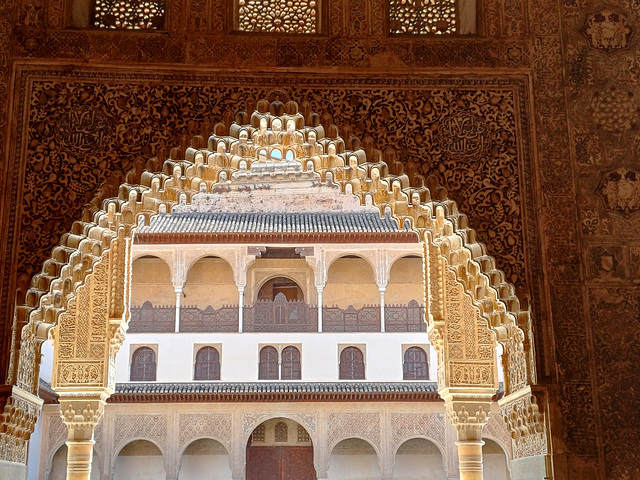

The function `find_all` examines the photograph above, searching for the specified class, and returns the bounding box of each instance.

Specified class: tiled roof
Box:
[139,212,401,234]
[116,382,438,394]
[108,382,442,403]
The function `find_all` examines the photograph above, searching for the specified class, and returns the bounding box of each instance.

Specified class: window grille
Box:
[235,0,320,34]
[339,347,365,380]
[130,347,156,381]
[297,425,310,443]
[389,0,458,34]
[251,424,266,442]
[94,0,165,29]
[194,346,221,381]
[403,347,429,380]
[274,421,288,442]
[259,346,279,380]
[281,346,301,380]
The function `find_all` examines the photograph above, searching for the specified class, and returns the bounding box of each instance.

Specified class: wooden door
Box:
[246,446,315,480]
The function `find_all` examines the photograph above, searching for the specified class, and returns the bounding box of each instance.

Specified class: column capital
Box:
[444,399,492,442]
[58,392,108,442]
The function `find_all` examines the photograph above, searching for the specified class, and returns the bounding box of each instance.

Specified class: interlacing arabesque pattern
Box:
[18,82,526,298]
[9,99,542,463]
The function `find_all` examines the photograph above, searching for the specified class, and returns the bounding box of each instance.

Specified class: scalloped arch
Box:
[10,100,537,453]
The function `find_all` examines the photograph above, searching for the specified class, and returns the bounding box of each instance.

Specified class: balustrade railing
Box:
[384,300,426,332]
[180,305,239,332]
[129,301,175,333]
[243,294,318,332]
[130,299,424,333]
[323,305,381,332]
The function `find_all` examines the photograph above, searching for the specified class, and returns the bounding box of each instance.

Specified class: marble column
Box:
[443,395,493,480]
[174,287,182,332]
[59,395,107,480]
[317,287,324,332]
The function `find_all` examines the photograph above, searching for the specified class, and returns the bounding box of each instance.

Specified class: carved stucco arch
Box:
[3,99,546,479]
[182,252,238,285]
[113,437,166,463]
[254,274,306,299]
[176,435,233,477]
[324,252,379,285]
[242,413,317,448]
[328,435,383,472]
[178,436,231,459]
[392,435,447,461]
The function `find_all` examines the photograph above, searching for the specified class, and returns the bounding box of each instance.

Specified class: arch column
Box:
[58,394,108,480]
[378,285,386,332]
[316,284,325,332]
[172,251,187,333]
[441,393,493,480]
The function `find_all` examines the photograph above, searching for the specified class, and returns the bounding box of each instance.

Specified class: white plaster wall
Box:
[115,332,438,383]
[328,439,380,480]
[392,454,447,480]
[483,453,510,480]
[113,455,166,480]
[328,454,380,480]
[178,454,232,480]
[392,438,447,480]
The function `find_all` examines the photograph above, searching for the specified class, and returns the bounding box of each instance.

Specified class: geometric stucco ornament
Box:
[589,86,638,133]
[584,10,632,53]
[436,112,491,159]
[597,167,640,217]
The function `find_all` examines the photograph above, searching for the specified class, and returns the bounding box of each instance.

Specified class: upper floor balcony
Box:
[128,296,426,333]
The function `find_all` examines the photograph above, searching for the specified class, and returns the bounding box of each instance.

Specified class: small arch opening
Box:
[114,440,165,480]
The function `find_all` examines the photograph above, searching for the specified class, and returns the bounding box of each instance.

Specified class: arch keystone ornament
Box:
[0,100,547,479]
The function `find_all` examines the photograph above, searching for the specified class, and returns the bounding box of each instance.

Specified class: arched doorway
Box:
[482,439,510,480]
[246,418,315,480]
[328,438,380,480]
[178,438,231,480]
[113,440,166,480]
[257,276,304,301]
[392,438,446,480]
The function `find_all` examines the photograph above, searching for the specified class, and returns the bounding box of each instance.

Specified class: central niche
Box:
[258,276,304,302]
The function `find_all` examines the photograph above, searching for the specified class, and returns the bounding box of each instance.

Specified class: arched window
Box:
[281,346,301,380]
[274,421,288,442]
[259,346,279,380]
[403,347,429,380]
[194,346,221,380]
[339,347,365,380]
[130,347,156,381]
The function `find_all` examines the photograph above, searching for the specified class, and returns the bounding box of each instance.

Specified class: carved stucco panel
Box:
[327,412,381,451]
[390,412,446,453]
[178,413,232,451]
[112,414,168,454]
